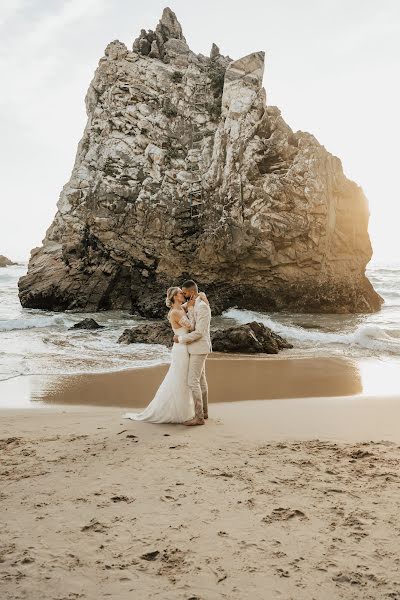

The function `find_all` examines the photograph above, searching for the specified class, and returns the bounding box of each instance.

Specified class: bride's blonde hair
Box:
[165,286,181,308]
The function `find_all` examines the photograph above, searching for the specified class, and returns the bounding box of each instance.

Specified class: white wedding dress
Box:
[122,326,194,423]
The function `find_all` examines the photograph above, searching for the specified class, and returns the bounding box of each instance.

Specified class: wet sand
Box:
[0,355,369,409]
[2,355,400,441]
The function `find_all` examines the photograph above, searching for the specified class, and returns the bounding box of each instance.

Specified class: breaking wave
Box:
[224,309,400,356]
[0,315,68,332]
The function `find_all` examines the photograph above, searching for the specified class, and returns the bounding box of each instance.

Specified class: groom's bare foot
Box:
[184,417,205,426]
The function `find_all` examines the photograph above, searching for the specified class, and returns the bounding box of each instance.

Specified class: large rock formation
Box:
[0,255,17,267]
[19,7,382,316]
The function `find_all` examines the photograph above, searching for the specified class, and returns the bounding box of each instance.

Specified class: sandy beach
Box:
[2,355,400,599]
[2,404,400,600]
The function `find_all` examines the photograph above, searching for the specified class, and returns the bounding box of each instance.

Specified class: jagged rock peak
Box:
[157,7,185,41]
[210,43,220,59]
[104,40,128,60]
[222,51,266,116]
[132,7,188,59]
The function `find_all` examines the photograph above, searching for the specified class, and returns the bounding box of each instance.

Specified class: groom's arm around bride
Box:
[176,300,211,348]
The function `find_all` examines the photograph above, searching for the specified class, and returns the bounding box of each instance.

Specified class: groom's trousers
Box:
[188,354,208,419]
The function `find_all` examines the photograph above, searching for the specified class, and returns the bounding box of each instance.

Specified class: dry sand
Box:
[2,396,400,600]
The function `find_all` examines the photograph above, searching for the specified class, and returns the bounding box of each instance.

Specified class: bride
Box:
[123,286,208,424]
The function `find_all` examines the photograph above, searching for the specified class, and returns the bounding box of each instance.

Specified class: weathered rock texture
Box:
[118,321,172,347]
[19,7,382,316]
[211,321,292,354]
[118,320,291,354]
[0,255,17,267]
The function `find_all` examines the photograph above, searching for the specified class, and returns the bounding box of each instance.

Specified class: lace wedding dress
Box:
[122,326,194,423]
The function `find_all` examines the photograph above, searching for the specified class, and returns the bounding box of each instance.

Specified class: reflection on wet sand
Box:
[29,356,363,408]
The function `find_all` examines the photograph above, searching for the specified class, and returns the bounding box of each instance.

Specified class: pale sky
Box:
[0,0,399,263]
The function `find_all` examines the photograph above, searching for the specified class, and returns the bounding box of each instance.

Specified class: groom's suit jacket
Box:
[178,296,212,355]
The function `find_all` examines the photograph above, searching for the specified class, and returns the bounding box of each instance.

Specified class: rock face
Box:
[19,7,382,316]
[0,255,17,267]
[118,320,292,354]
[69,318,104,330]
[211,321,292,354]
[118,321,172,347]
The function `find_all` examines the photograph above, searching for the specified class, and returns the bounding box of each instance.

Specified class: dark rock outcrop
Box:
[69,318,104,330]
[118,321,172,346]
[211,321,292,354]
[118,320,292,354]
[18,7,382,316]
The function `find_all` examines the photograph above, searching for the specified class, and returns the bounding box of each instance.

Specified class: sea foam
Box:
[224,308,400,355]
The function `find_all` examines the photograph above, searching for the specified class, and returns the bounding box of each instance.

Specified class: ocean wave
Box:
[224,309,400,355]
[367,266,400,273]
[0,315,68,331]
[0,372,24,382]
[380,288,400,296]
[0,356,170,380]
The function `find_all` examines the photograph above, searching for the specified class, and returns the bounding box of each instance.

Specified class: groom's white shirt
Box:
[178,296,212,354]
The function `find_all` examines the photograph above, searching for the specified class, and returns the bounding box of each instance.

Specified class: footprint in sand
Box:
[262,508,308,524]
[276,568,290,577]
[140,550,160,561]
[332,570,384,586]
[160,495,180,503]
[0,437,22,450]
[81,519,109,533]
[110,495,134,503]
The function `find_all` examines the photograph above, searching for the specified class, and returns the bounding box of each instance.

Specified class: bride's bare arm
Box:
[178,314,193,330]
[170,309,192,330]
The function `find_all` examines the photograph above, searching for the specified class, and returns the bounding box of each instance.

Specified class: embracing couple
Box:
[123,280,212,426]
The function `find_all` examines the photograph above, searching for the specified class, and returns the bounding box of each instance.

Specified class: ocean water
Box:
[1,262,400,382]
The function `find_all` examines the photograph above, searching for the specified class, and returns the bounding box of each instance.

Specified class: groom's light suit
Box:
[178,297,212,419]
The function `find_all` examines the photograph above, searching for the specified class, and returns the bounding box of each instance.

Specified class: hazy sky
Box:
[1,0,399,263]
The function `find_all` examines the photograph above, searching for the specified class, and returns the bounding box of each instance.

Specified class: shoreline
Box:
[1,355,400,443]
[1,354,400,411]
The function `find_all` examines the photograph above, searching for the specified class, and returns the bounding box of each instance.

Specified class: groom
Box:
[173,279,212,426]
